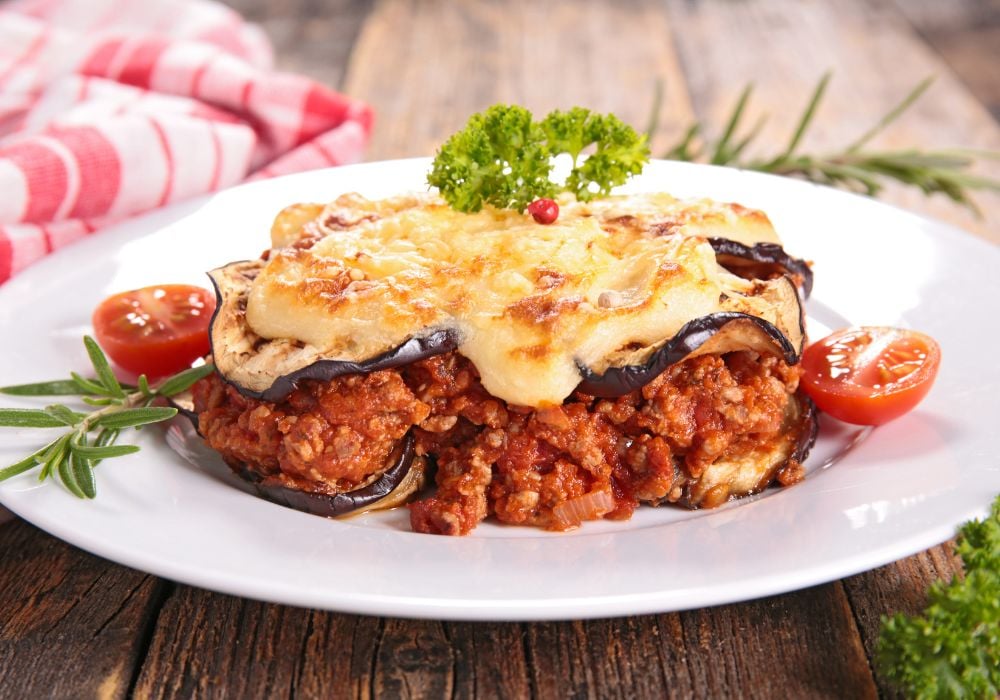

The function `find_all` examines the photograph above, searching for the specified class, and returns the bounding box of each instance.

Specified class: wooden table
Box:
[2,1,998,697]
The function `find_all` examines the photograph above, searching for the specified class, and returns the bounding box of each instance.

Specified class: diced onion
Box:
[551,489,616,529]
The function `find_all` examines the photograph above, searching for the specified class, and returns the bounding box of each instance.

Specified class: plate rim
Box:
[0,157,996,621]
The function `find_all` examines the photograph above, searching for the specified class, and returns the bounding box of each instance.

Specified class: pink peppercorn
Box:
[527,198,559,224]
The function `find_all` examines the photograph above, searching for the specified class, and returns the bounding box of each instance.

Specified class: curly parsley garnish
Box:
[0,336,213,498]
[427,105,649,213]
[877,494,1000,698]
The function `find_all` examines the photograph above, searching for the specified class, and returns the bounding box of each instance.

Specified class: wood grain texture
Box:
[661,0,1000,242]
[664,585,879,699]
[343,0,695,159]
[131,585,462,699]
[0,521,165,700]
[231,0,374,89]
[897,0,1000,120]
[129,582,880,699]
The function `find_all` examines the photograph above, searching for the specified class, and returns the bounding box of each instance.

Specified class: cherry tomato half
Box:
[799,327,941,426]
[92,285,216,378]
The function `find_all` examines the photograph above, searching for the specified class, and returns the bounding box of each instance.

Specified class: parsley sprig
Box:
[651,75,1000,213]
[0,336,213,498]
[877,495,1000,698]
[427,105,649,213]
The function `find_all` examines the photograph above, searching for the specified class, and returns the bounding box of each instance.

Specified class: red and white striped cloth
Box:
[0,0,373,283]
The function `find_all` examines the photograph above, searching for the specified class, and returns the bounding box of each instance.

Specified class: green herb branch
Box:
[427,105,649,213]
[652,74,1000,213]
[0,336,213,498]
[877,494,1000,698]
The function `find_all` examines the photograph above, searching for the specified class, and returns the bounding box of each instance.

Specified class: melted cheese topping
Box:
[245,193,787,406]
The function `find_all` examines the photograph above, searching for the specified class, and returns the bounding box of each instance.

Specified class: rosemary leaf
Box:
[663,123,702,162]
[95,428,120,447]
[0,380,84,396]
[155,364,215,397]
[779,72,830,161]
[69,433,97,498]
[72,452,96,499]
[711,83,753,165]
[0,342,214,495]
[94,406,177,430]
[0,448,50,481]
[69,443,140,460]
[644,79,664,142]
[727,115,768,164]
[39,434,71,482]
[91,428,121,469]
[44,404,85,426]
[71,372,111,396]
[657,74,1000,213]
[82,396,115,407]
[846,77,934,153]
[57,451,86,499]
[0,408,70,428]
[84,336,125,398]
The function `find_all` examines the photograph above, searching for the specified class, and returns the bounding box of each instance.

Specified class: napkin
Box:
[0,0,373,524]
[0,0,373,284]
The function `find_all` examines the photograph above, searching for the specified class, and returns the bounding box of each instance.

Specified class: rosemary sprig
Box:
[0,336,214,498]
[653,74,1000,213]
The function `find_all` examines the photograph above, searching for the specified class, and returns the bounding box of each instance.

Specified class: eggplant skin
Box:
[791,394,821,468]
[577,312,801,399]
[240,329,458,403]
[169,392,423,518]
[206,262,460,402]
[709,238,814,299]
[210,261,804,404]
[677,391,820,509]
[233,432,419,518]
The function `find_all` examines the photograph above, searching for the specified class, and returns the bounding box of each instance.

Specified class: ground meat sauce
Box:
[192,350,800,535]
[193,371,428,492]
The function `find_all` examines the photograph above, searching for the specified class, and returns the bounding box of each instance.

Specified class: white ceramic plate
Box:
[0,160,996,621]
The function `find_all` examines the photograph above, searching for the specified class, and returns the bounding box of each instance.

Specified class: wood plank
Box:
[676,587,878,699]
[0,521,165,700]
[342,0,696,160]
[841,543,964,699]
[222,0,375,90]
[895,0,1000,120]
[661,0,1000,242]
[132,586,381,698]
[664,585,877,699]
[441,622,532,699]
[132,586,535,699]
[515,584,877,698]
[130,583,878,699]
[135,586,505,699]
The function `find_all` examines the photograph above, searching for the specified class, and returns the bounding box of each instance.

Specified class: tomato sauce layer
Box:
[192,351,800,535]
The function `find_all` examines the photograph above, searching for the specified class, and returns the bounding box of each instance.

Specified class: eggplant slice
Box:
[709,238,813,299]
[676,392,819,508]
[167,391,425,518]
[207,261,459,401]
[209,266,805,404]
[232,432,424,518]
[577,273,805,398]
